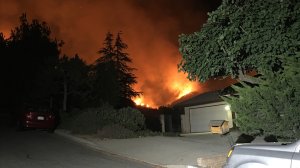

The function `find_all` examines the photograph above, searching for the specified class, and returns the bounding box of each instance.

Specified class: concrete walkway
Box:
[56,130,235,168]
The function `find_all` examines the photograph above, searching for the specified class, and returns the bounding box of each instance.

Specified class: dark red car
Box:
[17,107,58,133]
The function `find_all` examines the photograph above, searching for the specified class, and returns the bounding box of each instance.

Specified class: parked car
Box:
[16,106,58,133]
[223,140,300,168]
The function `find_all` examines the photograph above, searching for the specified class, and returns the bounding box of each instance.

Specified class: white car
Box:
[223,140,300,168]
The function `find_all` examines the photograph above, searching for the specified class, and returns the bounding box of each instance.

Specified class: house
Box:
[172,91,233,134]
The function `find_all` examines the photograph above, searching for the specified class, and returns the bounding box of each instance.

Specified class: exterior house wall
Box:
[181,109,191,133]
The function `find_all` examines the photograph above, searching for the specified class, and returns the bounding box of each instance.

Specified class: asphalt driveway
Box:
[56,130,237,167]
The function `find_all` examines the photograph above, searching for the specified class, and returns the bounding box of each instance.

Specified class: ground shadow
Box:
[235,133,255,143]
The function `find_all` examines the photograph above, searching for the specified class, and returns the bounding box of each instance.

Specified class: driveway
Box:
[56,130,236,167]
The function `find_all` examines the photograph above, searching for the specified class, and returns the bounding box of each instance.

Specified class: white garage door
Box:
[189,103,231,133]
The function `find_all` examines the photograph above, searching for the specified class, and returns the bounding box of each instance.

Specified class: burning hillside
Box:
[133,72,201,108]
[0,0,222,108]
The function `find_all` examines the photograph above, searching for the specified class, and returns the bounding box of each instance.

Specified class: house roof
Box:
[172,91,223,108]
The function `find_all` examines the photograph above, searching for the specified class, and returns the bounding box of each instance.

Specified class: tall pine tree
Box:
[114,32,140,106]
[92,32,140,108]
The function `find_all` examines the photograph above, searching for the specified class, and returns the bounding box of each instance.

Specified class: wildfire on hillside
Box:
[132,73,200,108]
[132,73,239,109]
[0,0,223,109]
[133,97,150,108]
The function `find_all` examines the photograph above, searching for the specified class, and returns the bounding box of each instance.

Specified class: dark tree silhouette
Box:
[114,32,140,106]
[0,33,12,107]
[92,32,140,108]
[7,14,62,108]
[59,54,90,112]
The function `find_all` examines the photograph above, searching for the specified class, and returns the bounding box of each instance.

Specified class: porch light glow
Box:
[225,105,230,111]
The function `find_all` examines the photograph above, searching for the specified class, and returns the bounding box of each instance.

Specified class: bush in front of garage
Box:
[116,107,145,131]
[96,104,146,131]
[60,103,150,138]
[60,108,100,134]
[224,55,300,140]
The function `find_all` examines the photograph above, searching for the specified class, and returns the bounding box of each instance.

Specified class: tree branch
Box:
[237,70,259,84]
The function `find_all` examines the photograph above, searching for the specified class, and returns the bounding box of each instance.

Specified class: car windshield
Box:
[26,106,51,113]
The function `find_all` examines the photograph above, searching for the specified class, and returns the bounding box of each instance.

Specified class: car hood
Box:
[234,142,298,152]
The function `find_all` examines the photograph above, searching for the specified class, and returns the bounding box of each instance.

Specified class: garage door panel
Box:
[190,104,230,133]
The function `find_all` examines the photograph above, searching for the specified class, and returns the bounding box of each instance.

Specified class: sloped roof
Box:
[172,91,223,108]
[209,120,227,126]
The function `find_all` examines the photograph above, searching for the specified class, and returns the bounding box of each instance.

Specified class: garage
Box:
[188,102,233,133]
[173,91,234,134]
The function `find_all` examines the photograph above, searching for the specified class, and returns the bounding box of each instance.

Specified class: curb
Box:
[55,129,166,168]
[180,132,212,137]
[164,166,199,168]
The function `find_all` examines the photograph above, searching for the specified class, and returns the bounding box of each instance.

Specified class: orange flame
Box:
[171,82,194,99]
[133,96,151,108]
[133,76,199,108]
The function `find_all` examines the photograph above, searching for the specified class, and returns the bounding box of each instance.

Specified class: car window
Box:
[26,106,50,113]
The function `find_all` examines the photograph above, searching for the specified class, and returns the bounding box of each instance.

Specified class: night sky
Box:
[0,0,233,107]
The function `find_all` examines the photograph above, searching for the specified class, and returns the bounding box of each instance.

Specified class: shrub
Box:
[97,106,145,131]
[224,55,300,139]
[116,107,145,131]
[60,108,99,134]
[96,124,136,139]
[60,103,146,136]
[96,103,118,128]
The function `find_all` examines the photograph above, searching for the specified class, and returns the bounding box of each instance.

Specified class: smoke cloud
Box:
[0,0,222,107]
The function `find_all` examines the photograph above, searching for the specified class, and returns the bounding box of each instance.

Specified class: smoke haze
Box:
[0,0,222,107]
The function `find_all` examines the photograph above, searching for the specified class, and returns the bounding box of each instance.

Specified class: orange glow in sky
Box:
[0,0,223,108]
[0,29,10,39]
